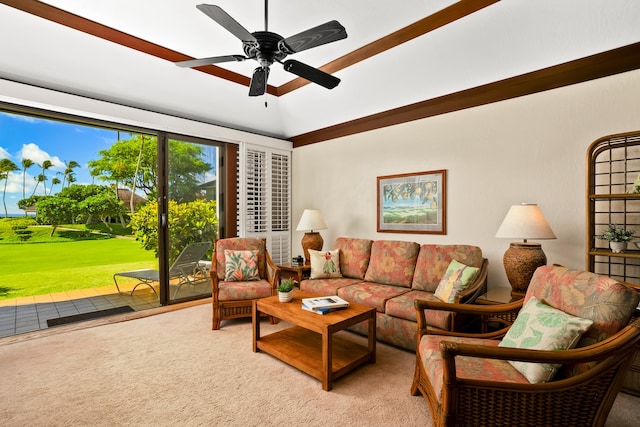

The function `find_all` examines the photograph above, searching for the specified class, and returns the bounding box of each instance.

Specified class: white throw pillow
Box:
[498,296,593,383]
[309,249,342,279]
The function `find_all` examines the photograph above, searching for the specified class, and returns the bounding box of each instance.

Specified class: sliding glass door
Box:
[164,136,220,303]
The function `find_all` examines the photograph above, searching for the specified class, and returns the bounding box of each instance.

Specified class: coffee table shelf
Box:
[253,291,376,391]
[256,326,373,381]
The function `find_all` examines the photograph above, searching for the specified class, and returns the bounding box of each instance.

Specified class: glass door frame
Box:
[157,132,236,305]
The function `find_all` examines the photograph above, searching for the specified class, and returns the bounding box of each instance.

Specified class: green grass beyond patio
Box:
[0,238,156,300]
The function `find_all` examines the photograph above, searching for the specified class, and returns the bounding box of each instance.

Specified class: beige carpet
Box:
[0,302,430,426]
[0,303,637,427]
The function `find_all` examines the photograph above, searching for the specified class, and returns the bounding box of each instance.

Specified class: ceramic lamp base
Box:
[301,232,323,264]
[503,242,547,297]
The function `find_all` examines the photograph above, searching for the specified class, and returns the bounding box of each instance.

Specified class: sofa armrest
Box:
[455,258,489,303]
[265,250,279,290]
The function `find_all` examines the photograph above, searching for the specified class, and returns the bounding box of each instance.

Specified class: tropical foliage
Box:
[130,199,218,263]
[88,135,210,211]
[0,158,20,217]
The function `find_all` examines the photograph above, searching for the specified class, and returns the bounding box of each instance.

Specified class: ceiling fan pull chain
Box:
[264,91,268,108]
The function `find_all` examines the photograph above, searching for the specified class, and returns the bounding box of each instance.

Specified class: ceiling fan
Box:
[176,2,347,97]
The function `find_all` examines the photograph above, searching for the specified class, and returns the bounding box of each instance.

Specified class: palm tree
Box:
[50,177,61,194]
[31,160,52,196]
[0,158,20,217]
[61,160,80,189]
[21,158,34,199]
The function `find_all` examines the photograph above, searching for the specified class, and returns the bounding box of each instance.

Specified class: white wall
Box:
[292,69,640,290]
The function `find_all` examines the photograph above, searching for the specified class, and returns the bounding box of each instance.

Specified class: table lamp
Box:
[296,209,327,264]
[495,203,556,297]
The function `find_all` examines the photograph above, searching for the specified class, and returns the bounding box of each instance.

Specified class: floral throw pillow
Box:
[498,296,594,383]
[434,259,480,303]
[224,249,260,281]
[309,249,342,279]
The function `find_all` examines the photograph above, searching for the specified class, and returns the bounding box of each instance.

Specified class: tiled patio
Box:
[0,284,163,338]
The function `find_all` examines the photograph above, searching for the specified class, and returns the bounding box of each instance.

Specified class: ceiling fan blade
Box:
[283,60,340,89]
[280,20,347,54]
[176,55,247,68]
[249,67,269,96]
[196,4,257,43]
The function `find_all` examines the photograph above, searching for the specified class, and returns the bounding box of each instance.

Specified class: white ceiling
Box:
[0,0,639,140]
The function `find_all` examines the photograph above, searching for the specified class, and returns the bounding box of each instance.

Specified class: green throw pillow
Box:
[224,249,260,281]
[434,259,479,303]
[498,296,594,383]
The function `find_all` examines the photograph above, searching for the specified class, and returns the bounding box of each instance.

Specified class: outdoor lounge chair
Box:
[113,241,212,299]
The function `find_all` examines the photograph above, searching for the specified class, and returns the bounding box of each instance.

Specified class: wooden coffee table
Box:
[252,290,376,391]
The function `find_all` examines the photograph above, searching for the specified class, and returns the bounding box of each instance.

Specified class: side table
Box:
[476,287,520,305]
[476,287,522,332]
[276,263,310,285]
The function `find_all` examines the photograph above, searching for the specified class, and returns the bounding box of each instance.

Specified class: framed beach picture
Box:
[377,169,446,234]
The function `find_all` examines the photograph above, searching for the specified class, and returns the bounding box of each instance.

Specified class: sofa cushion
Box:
[412,245,484,292]
[434,260,480,303]
[334,237,373,279]
[498,296,594,383]
[299,277,363,296]
[218,279,273,301]
[338,282,410,313]
[364,240,420,288]
[308,249,342,279]
[419,335,528,403]
[386,291,452,330]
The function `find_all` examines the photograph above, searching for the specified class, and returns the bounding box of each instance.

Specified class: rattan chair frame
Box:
[411,298,640,427]
[211,237,278,330]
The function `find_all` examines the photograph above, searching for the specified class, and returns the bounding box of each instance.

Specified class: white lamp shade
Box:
[296,209,327,232]
[495,203,556,241]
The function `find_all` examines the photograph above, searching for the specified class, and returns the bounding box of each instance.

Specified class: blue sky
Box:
[0,111,126,215]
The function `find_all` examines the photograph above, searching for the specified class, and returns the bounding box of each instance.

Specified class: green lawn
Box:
[0,238,156,300]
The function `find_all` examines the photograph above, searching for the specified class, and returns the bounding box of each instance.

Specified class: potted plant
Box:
[596,224,636,253]
[277,278,295,302]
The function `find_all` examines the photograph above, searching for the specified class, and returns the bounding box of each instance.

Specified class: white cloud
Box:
[4,172,26,194]
[0,146,11,159]
[20,143,65,170]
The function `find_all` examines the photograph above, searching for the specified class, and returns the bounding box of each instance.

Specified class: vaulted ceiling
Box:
[1,0,639,147]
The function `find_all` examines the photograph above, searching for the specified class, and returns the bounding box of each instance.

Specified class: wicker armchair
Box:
[211,237,277,330]
[411,265,640,427]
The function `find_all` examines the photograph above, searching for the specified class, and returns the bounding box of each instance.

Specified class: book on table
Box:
[301,295,349,311]
[301,304,343,315]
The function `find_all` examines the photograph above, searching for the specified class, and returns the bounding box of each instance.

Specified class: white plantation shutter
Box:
[245,148,267,233]
[239,144,291,264]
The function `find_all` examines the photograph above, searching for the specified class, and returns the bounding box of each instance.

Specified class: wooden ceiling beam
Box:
[2,0,496,99]
[290,42,640,147]
[0,0,272,92]
[277,0,500,96]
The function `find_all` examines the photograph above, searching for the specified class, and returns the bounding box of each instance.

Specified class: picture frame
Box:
[377,169,446,234]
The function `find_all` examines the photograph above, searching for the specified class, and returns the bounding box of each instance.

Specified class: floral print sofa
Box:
[299,237,488,351]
